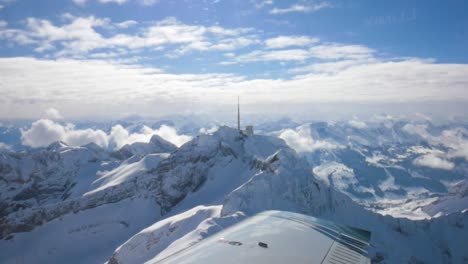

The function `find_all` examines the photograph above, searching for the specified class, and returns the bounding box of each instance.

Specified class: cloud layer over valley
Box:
[20,119,192,149]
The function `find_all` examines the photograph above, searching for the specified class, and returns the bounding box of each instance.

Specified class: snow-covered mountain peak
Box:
[46,140,69,151]
[82,142,103,152]
[1,121,467,264]
[149,134,177,153]
[112,134,177,160]
[211,125,243,140]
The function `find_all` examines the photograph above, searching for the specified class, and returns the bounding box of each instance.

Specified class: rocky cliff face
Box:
[0,142,108,218]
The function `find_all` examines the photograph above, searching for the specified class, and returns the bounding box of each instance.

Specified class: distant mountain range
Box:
[0,120,467,263]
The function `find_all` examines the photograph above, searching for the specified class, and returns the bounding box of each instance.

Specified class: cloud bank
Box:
[279,125,339,153]
[20,119,191,149]
[269,2,332,14]
[199,126,219,135]
[0,16,255,57]
[413,154,455,171]
[1,14,468,120]
[1,57,468,120]
[109,124,191,149]
[403,123,468,170]
[403,124,468,162]
[348,120,367,129]
[45,107,64,120]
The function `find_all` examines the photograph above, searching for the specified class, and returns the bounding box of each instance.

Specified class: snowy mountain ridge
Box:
[272,121,468,220]
[0,125,467,263]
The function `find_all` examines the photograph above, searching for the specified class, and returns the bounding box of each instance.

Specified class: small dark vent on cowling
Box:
[323,242,369,264]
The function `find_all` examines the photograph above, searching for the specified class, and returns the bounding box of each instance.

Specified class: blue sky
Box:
[0,0,467,120]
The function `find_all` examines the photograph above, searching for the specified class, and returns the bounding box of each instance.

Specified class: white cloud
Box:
[108,125,129,149]
[98,0,127,4]
[1,57,468,120]
[0,20,7,28]
[0,0,14,10]
[173,35,258,56]
[308,44,374,60]
[224,48,311,64]
[45,107,63,120]
[269,2,332,14]
[254,0,273,9]
[140,0,157,6]
[115,20,138,28]
[289,58,377,74]
[348,120,367,129]
[413,154,455,170]
[71,0,87,6]
[20,119,192,149]
[20,119,67,148]
[449,142,468,161]
[439,128,468,161]
[224,52,235,57]
[65,127,110,148]
[225,43,374,64]
[72,0,154,6]
[0,142,11,150]
[21,119,109,148]
[402,123,431,138]
[0,16,255,57]
[404,124,468,162]
[16,16,112,54]
[109,124,191,149]
[265,36,319,49]
[279,125,339,152]
[151,125,192,147]
[199,126,219,135]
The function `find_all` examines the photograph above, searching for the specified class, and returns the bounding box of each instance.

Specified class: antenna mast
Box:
[237,96,240,130]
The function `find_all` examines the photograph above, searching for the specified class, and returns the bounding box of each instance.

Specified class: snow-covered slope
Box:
[272,121,468,219]
[1,125,467,264]
[108,126,467,264]
[1,126,276,262]
[108,205,246,264]
[0,137,175,263]
[0,197,160,264]
[0,141,112,218]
